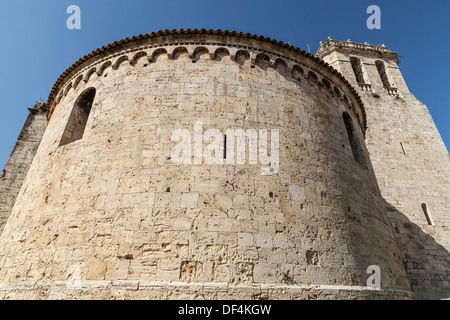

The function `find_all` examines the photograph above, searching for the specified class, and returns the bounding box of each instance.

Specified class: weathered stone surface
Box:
[0,103,47,234]
[0,31,445,300]
[318,39,450,300]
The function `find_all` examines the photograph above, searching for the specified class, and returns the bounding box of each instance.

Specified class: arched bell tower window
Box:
[350,57,365,84]
[59,87,96,147]
[342,112,367,168]
[375,60,391,87]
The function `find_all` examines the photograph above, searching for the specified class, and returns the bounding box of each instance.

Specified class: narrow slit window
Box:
[350,57,365,84]
[375,60,391,87]
[59,87,96,147]
[342,112,367,168]
[223,135,227,159]
[421,203,433,226]
[400,142,407,155]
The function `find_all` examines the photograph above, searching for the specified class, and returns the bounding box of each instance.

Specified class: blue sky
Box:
[0,0,449,169]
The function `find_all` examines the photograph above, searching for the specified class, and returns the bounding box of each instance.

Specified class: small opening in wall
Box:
[269,192,274,198]
[223,135,227,159]
[421,203,433,226]
[342,112,367,168]
[376,60,391,88]
[192,59,197,63]
[59,87,96,147]
[400,142,407,155]
[350,57,365,84]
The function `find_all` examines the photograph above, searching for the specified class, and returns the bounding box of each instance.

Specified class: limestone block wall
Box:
[0,31,412,299]
[0,103,47,234]
[318,42,450,299]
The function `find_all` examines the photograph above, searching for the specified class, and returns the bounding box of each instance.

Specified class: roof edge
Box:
[46,29,367,133]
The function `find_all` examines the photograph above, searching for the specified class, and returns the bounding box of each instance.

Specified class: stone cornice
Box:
[47,29,367,133]
[316,38,399,64]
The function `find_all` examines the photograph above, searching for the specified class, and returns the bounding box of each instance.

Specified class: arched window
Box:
[421,203,433,226]
[350,57,365,84]
[59,87,96,146]
[342,112,367,168]
[375,60,391,87]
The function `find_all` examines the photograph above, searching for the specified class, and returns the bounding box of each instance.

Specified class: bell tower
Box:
[317,39,450,300]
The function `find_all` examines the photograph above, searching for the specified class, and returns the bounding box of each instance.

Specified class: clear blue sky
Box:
[0,0,449,169]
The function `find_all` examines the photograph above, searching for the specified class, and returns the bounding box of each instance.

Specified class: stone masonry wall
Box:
[318,43,450,299]
[0,33,412,299]
[0,103,47,234]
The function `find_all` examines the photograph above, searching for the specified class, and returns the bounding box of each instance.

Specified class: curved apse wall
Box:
[0,29,412,300]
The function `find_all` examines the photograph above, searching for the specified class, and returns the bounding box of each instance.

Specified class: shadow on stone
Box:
[384,200,450,300]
